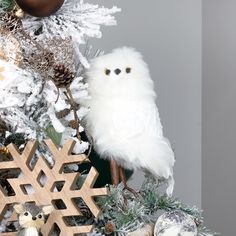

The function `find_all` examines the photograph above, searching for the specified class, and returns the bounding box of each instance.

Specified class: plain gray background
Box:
[88,0,202,207]
[203,0,236,235]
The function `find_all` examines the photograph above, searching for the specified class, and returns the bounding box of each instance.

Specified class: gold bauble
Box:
[0,146,10,156]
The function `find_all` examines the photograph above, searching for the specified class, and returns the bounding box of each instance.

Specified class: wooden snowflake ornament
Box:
[0,139,108,235]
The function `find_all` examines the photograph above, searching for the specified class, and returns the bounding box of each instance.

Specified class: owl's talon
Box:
[110,159,120,186]
[123,186,139,197]
[119,166,139,197]
[122,192,128,207]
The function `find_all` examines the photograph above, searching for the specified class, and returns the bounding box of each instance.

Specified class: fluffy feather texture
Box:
[84,47,175,195]
[18,228,39,236]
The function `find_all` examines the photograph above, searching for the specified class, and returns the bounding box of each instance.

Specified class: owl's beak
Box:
[114,68,121,75]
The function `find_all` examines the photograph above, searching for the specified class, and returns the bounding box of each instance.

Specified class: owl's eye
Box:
[38,214,42,219]
[126,67,131,74]
[105,69,111,76]
[24,212,29,216]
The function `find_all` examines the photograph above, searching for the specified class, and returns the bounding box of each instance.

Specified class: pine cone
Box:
[2,12,22,32]
[104,221,115,234]
[53,64,75,88]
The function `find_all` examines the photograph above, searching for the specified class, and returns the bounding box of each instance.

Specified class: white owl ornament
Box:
[84,47,175,195]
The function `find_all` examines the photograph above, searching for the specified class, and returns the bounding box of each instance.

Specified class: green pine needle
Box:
[45,125,62,146]
[0,0,15,12]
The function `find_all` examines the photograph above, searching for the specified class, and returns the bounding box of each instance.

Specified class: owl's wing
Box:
[111,102,163,140]
[110,101,175,196]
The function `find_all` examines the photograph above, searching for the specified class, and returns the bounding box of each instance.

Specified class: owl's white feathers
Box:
[84,47,175,195]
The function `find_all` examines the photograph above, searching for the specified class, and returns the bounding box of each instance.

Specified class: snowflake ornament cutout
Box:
[0,139,108,235]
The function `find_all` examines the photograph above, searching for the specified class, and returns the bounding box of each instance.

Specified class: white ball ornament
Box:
[154,210,197,236]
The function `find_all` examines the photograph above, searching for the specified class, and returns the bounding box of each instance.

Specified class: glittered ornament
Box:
[15,0,65,17]
[154,210,197,236]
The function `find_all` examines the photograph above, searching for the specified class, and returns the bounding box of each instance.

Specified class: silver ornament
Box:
[154,210,197,236]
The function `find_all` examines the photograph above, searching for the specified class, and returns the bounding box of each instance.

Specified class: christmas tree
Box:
[0,1,216,235]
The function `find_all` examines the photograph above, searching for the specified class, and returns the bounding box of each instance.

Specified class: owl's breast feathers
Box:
[87,98,162,139]
[86,98,175,195]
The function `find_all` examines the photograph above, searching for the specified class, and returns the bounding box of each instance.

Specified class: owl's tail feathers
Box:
[139,137,175,196]
[166,175,175,196]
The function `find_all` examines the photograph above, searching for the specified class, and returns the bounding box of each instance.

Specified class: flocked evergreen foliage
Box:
[22,0,121,42]
[0,0,14,12]
[0,0,120,163]
[92,176,217,236]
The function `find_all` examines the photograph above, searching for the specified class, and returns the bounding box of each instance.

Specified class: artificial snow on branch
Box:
[0,60,44,138]
[92,176,217,236]
[22,0,121,43]
[0,58,90,159]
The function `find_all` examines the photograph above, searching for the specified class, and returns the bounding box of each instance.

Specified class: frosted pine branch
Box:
[22,0,121,43]
[0,60,90,155]
[95,177,217,236]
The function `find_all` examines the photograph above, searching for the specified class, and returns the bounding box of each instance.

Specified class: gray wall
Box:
[203,1,236,235]
[88,0,202,207]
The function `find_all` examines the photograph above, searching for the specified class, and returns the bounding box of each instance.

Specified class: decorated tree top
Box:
[0,0,121,160]
[0,1,217,236]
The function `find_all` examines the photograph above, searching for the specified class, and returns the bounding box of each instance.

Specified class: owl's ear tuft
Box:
[13,203,24,214]
[42,205,54,215]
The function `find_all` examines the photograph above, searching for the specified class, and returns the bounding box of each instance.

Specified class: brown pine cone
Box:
[104,221,115,234]
[52,64,75,88]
